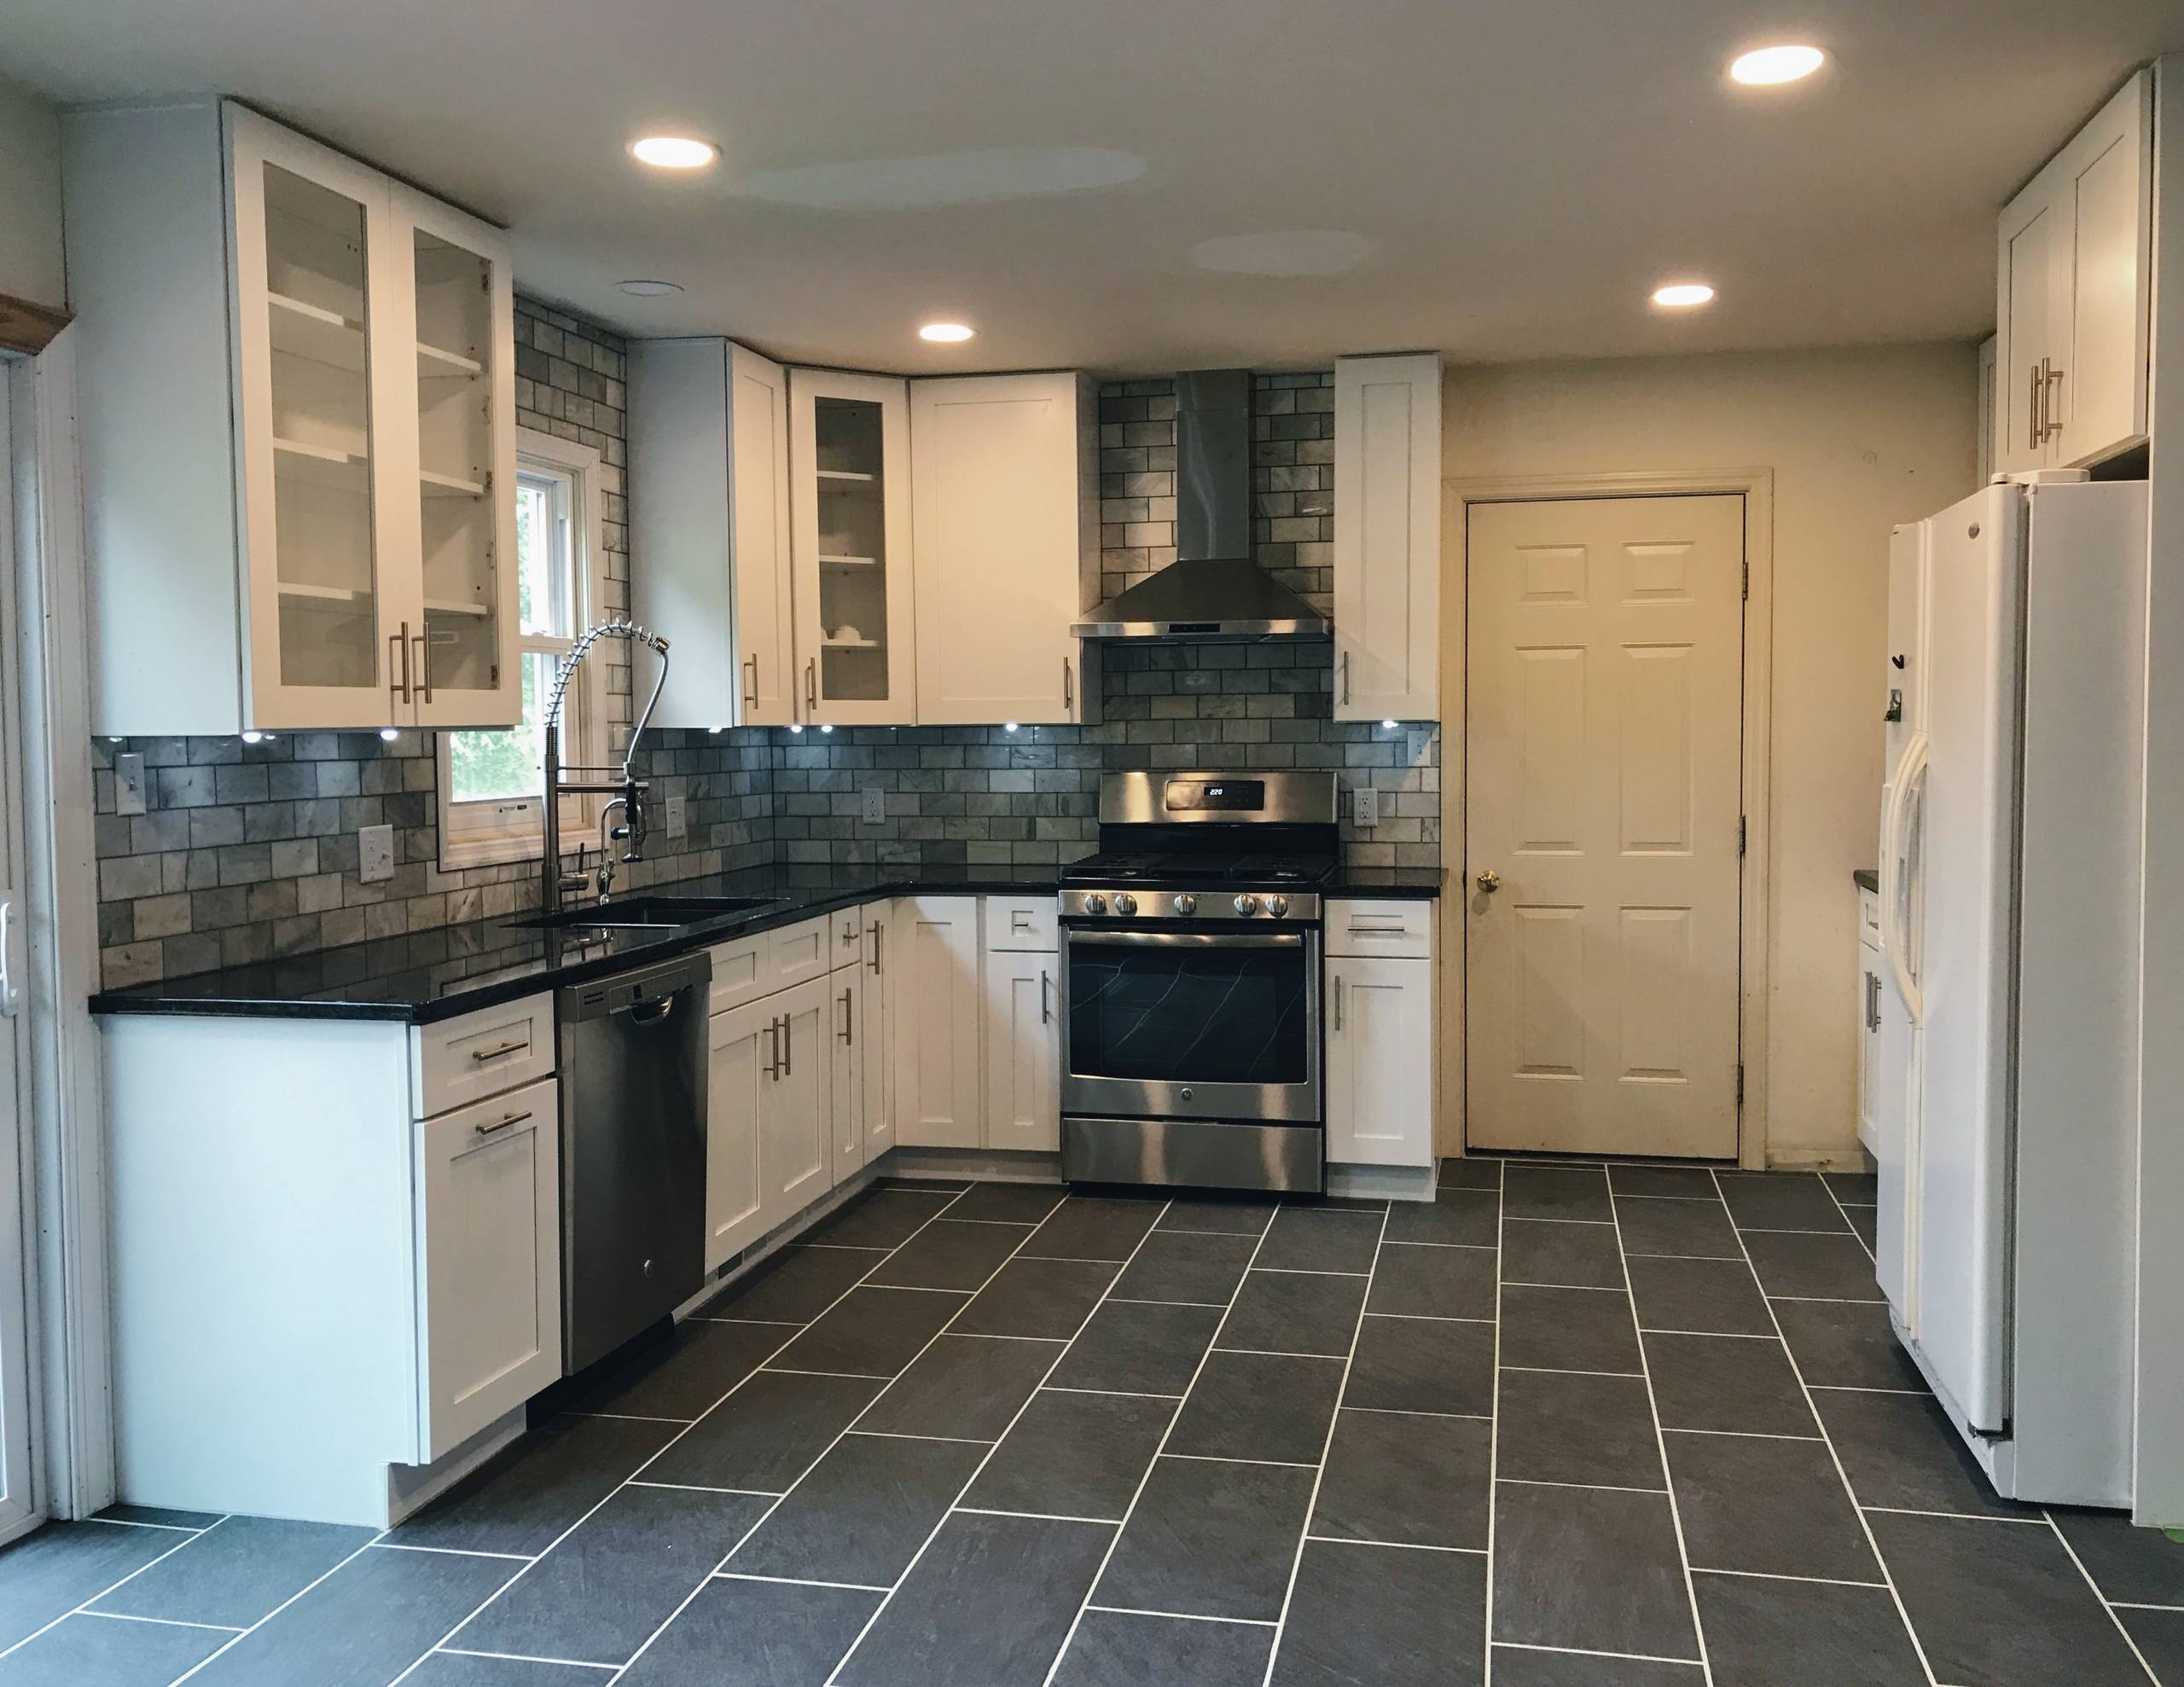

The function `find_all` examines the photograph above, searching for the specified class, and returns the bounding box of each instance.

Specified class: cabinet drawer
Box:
[706,931,771,1016]
[771,916,832,988]
[831,907,866,970]
[1326,899,1433,960]
[1859,887,1881,952]
[984,894,1058,954]
[411,994,555,1118]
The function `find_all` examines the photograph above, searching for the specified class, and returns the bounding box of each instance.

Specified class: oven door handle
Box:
[1065,930,1306,950]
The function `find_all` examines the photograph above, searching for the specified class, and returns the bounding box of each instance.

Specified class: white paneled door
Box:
[1466,495,1745,1159]
[0,389,33,1540]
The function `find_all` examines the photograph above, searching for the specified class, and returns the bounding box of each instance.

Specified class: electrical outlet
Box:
[114,751,148,817]
[1351,786,1380,828]
[1408,729,1432,765]
[862,786,886,825]
[665,791,687,839]
[358,822,395,884]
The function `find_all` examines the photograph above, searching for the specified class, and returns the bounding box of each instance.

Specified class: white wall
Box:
[0,72,65,310]
[1439,344,1978,1163]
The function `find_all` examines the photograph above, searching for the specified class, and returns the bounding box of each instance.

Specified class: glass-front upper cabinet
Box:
[229,111,403,727]
[398,189,520,728]
[789,368,916,725]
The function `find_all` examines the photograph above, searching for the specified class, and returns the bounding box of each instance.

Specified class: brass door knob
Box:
[1476,869,1502,894]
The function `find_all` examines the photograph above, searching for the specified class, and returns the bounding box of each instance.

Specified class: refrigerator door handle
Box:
[1880,733,1929,1026]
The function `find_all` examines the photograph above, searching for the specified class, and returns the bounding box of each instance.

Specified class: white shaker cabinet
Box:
[705,995,771,1270]
[759,975,834,1231]
[894,896,985,1149]
[983,913,1060,1155]
[910,374,1100,726]
[1994,68,2153,472]
[630,339,797,728]
[63,99,518,735]
[832,969,863,1178]
[860,901,897,1162]
[415,1077,562,1460]
[1333,353,1442,723]
[1324,899,1437,1168]
[791,368,918,724]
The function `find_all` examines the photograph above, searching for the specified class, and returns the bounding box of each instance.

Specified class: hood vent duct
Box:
[1072,368,1331,641]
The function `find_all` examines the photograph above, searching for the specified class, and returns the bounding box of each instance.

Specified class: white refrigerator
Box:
[1875,474,2146,1507]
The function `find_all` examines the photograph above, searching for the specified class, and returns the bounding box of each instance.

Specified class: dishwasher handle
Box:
[624,994,679,1028]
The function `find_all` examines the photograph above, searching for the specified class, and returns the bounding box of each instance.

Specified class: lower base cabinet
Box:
[859,901,896,1161]
[984,946,1060,1152]
[706,997,771,1269]
[895,896,985,1148]
[761,976,832,1225]
[1325,899,1438,1169]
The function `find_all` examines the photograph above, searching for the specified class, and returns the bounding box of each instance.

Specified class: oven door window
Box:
[1066,937,1310,1086]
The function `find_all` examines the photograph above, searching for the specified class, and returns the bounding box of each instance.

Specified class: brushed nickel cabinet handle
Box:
[869,921,883,977]
[805,658,817,715]
[839,986,853,1046]
[782,1009,793,1075]
[1063,657,1073,712]
[389,623,411,705]
[744,652,759,711]
[412,632,432,704]
[469,1038,528,1063]
[473,1108,531,1138]
[764,1017,781,1080]
[2029,362,2043,453]
[1333,974,1345,1032]
[2042,360,2066,443]
[1340,649,1350,705]
[1041,969,1051,1024]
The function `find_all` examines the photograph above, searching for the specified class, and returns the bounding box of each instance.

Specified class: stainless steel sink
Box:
[512,894,781,932]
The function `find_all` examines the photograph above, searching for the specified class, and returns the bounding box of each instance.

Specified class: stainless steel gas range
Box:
[1059,770,1338,1194]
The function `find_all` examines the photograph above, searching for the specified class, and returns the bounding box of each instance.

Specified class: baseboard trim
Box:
[1329,1162,1438,1203]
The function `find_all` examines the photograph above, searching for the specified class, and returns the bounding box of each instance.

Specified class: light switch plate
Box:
[862,787,886,825]
[114,751,148,817]
[665,791,687,839]
[1352,786,1380,828]
[1408,729,1432,765]
[358,822,395,884]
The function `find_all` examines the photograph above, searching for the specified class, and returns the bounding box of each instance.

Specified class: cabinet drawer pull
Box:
[1333,975,1345,1032]
[782,1010,793,1075]
[2042,359,2066,443]
[868,921,884,977]
[764,1017,781,1080]
[1063,656,1073,712]
[389,623,411,705]
[468,1038,530,1063]
[744,652,759,711]
[839,987,854,1046]
[473,1108,531,1138]
[1041,969,1052,1025]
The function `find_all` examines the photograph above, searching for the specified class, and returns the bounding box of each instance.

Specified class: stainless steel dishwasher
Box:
[557,950,710,1374]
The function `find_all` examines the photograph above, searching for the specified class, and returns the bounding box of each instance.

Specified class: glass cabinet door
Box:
[229,109,403,726]
[399,188,520,728]
[789,369,916,724]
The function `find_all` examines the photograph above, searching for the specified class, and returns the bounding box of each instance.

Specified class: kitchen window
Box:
[437,429,608,868]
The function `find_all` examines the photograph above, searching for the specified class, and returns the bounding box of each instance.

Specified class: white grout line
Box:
[375,1183,985,1687]
[798,1243,893,1253]
[1084,1603,1279,1628]
[1859,1505,2049,1526]
[2037,1512,2161,1684]
[712,1570,892,1593]
[1502,1215,1617,1227]
[0,1514,238,1664]
[1258,1198,1393,1686]
[1040,1386,1183,1401]
[563,1411,693,1424]
[1483,1156,1505,1687]
[1638,1329,1781,1341]
[688,1316,806,1328]
[955,1506,1125,1527]
[1362,1310,1496,1325]
[1763,1295,1889,1305]
[1377,1238,1497,1252]
[165,1521,390,1684]
[1159,1452,1321,1470]
[375,1542,538,1562]
[75,1610,247,1633]
[761,1366,893,1381]
[1211,1346,1350,1362]
[625,1481,784,1499]
[814,1196,1180,1687]
[81,1515,212,1533]
[438,1645,619,1672]
[1494,1638,1707,1667]
[1708,1167,1942,1687]
[1106,1296,1228,1309]
[1808,1384,1929,1395]
[1737,1226,1865,1237]
[843,1429,996,1446]
[1038,1202,1283,1687]
[1302,1533,1485,1555]
[1815,1176,1880,1269]
[1612,1193,1727,1204]
[1621,1254,1750,1264]
[2112,1603,2184,1614]
[1499,1280,1628,1292]
[1496,1476,1670,1497]
[1659,1427,1829,1443]
[1500,1365,1646,1380]
[1605,1186,1715,1687]
[1345,1404,1493,1423]
[1687,1566,1891,1590]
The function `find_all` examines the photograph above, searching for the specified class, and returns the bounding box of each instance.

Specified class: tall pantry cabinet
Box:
[63,100,520,735]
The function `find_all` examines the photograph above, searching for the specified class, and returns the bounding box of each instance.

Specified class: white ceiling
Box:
[5,0,2175,374]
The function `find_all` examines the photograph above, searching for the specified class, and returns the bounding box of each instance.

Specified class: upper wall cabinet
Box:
[1333,353,1442,722]
[1995,68,2153,473]
[62,101,518,736]
[791,368,917,725]
[911,373,1100,726]
[630,339,796,728]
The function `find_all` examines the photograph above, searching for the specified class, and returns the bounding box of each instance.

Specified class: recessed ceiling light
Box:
[617,279,684,297]
[630,136,717,170]
[1652,282,1717,309]
[1729,44,1826,85]
[920,322,976,343]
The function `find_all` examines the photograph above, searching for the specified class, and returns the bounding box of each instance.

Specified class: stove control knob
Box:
[1234,894,1260,917]
[1112,893,1138,916]
[1173,893,1197,916]
[1266,895,1290,919]
[1083,893,1107,915]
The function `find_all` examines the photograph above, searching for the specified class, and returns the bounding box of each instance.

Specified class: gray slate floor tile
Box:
[1380,1187,1498,1247]
[859,1332,1062,1441]
[1498,1283,1642,1373]
[1502,1217,1625,1288]
[1047,1300,1221,1397]
[1311,1408,1490,1551]
[834,1512,1113,1686]
[966,1389,1175,1522]
[1438,1157,1502,1191]
[386,1414,679,1557]
[2050,1506,2184,1606]
[705,1245,876,1323]
[952,1256,1118,1340]
[1050,1608,1273,1686]
[1255,1206,1381,1273]
[866,1219,1028,1291]
[616,1574,878,1686]
[1027,1196,1165,1261]
[1496,1370,1664,1490]
[770,1284,969,1377]
[1368,1241,1497,1319]
[1096,1457,1316,1622]
[0,1612,229,1687]
[1489,1648,1705,1684]
[1626,1255,1776,1336]
[644,1369,884,1493]
[1666,1432,1879,1582]
[1868,1508,2146,1687]
[1112,1230,1258,1304]
[1157,1196,1277,1237]
[454,1484,768,1665]
[944,1181,1067,1225]
[0,1519,195,1650]
[1347,1313,1494,1416]
[89,1514,376,1629]
[1642,1331,1816,1436]
[1504,1164,1613,1220]
[1716,1171,1850,1232]
[1813,1388,2040,1519]
[1607,1164,1724,1199]
[560,1318,793,1422]
[1693,1571,1926,1687]
[1743,1231,1884,1301]
[1167,1350,1344,1464]
[1217,1270,1365,1357]
[1822,1170,1880,1205]
[1490,1482,1700,1661]
[1612,1195,1744,1260]
[1269,1539,1486,1686]
[410,1650,630,1684]
[728,1433,985,1588]
[802,1186,957,1249]
[2120,1608,2184,1684]
[1772,1297,1926,1391]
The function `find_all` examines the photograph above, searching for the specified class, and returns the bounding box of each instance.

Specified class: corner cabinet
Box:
[1333,353,1442,722]
[791,369,918,724]
[630,340,797,728]
[911,374,1099,726]
[63,99,518,736]
[1995,68,2153,472]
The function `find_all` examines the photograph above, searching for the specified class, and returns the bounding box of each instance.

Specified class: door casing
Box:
[1439,469,1775,1170]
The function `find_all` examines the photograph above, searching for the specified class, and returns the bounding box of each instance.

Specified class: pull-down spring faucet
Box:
[539,620,671,914]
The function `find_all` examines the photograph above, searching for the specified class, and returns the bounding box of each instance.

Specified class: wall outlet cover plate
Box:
[114,751,148,817]
[1352,786,1380,828]
[665,791,687,839]
[358,822,396,884]
[862,787,886,825]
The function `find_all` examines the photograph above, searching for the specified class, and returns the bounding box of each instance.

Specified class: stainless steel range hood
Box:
[1072,368,1331,641]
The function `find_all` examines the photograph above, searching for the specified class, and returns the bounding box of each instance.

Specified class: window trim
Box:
[436,426,611,871]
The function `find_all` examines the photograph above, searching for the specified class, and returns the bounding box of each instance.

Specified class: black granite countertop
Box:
[1854,867,1879,893]
[92,862,1442,1024]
